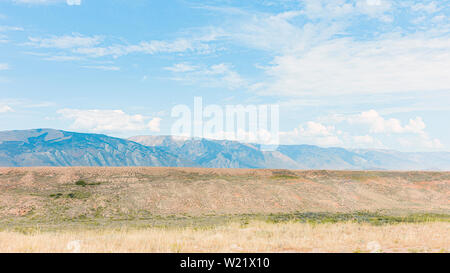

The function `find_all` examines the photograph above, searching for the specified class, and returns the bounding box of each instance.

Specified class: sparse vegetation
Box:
[271,174,298,180]
[0,221,448,253]
[49,193,63,199]
[265,212,450,225]
[75,180,101,187]
[66,192,91,199]
[49,192,90,200]
[0,167,448,253]
[75,180,87,187]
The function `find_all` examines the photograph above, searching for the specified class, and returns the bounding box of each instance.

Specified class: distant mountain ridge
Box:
[0,129,194,167]
[130,135,450,170]
[0,129,449,170]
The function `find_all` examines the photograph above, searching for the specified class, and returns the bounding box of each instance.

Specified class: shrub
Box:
[75,180,87,187]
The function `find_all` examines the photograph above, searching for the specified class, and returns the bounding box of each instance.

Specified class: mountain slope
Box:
[0,129,195,167]
[130,135,450,170]
[130,136,270,168]
[0,130,449,170]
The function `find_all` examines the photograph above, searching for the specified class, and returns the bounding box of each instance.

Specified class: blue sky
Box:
[0,0,449,151]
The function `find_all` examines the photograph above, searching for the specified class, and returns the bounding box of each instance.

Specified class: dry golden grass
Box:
[0,221,448,253]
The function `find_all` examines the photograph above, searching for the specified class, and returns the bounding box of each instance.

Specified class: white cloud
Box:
[211,2,449,97]
[167,63,246,90]
[279,121,343,146]
[301,0,392,20]
[422,138,443,149]
[431,15,447,23]
[58,109,162,133]
[0,25,23,43]
[13,0,54,4]
[347,110,427,135]
[403,117,427,134]
[164,63,198,72]
[73,38,213,58]
[66,0,81,5]
[27,33,102,49]
[352,135,375,144]
[0,98,55,109]
[219,8,343,54]
[0,26,24,32]
[13,0,81,5]
[0,62,11,82]
[257,34,450,96]
[411,2,441,14]
[82,65,120,71]
[0,34,8,43]
[356,0,392,20]
[25,33,215,59]
[300,121,334,137]
[280,110,443,150]
[43,55,83,61]
[302,0,354,19]
[148,117,161,132]
[0,105,13,113]
[280,129,343,146]
[398,135,443,149]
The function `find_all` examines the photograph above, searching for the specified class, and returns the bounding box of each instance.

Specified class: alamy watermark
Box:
[171,97,280,151]
[67,240,81,253]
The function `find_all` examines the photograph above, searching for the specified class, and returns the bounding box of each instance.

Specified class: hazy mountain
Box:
[130,136,270,168]
[130,135,450,170]
[351,149,450,170]
[0,130,449,170]
[0,129,195,167]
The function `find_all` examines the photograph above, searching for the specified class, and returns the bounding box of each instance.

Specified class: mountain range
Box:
[0,129,449,170]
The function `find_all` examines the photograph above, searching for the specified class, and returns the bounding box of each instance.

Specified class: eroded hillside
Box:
[0,167,448,225]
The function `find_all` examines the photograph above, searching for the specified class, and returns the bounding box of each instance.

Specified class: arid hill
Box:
[0,167,448,224]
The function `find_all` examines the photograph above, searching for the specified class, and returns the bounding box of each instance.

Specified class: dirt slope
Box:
[0,167,449,221]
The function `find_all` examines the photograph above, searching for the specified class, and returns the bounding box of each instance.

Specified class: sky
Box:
[0,0,449,152]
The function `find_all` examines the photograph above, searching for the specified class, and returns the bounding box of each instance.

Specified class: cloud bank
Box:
[58,109,162,134]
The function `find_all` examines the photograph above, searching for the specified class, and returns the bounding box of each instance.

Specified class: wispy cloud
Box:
[81,65,120,71]
[164,63,198,72]
[13,0,82,6]
[0,25,24,43]
[0,34,8,43]
[0,63,9,70]
[26,33,102,49]
[0,98,55,109]
[42,55,83,61]
[0,26,24,32]
[0,105,13,113]
[25,33,216,59]
[165,63,246,90]
[208,1,450,97]
[73,38,214,58]
[301,0,393,21]
[256,34,450,96]
[411,2,442,14]
[66,0,81,5]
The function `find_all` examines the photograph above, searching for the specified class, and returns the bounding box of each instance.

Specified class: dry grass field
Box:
[0,221,448,253]
[0,167,448,253]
